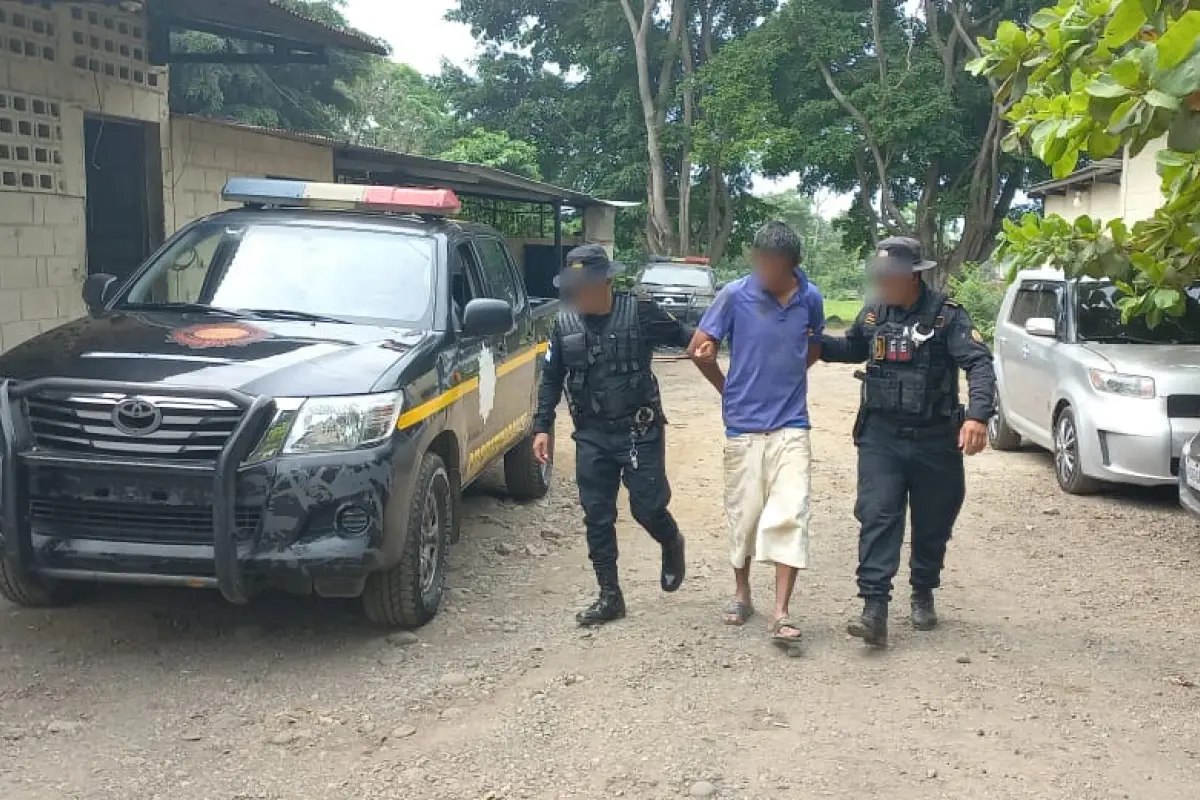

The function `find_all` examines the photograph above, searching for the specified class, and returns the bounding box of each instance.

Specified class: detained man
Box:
[689,221,825,646]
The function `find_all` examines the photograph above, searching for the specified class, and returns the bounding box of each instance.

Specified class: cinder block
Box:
[1,320,41,351]
[0,257,40,290]
[52,226,85,258]
[57,287,86,320]
[43,256,78,288]
[16,226,57,257]
[0,290,22,324]
[21,288,59,321]
[0,196,36,225]
[41,198,83,226]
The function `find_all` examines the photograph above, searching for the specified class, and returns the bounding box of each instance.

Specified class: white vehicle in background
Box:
[990,269,1200,495]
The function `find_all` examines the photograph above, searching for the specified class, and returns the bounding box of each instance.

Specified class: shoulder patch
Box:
[864,311,877,325]
[971,328,984,344]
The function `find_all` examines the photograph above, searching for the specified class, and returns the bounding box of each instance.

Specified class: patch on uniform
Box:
[864,311,877,325]
[170,322,268,349]
[935,314,946,328]
[971,328,984,343]
[873,336,886,361]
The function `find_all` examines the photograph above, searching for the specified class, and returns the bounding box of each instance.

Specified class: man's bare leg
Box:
[771,563,802,639]
[723,564,754,625]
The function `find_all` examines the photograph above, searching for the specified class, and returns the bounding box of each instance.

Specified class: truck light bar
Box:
[221,178,462,216]
[649,255,711,265]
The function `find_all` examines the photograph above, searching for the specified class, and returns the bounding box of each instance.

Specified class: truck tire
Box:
[504,433,551,501]
[0,558,79,608]
[362,453,452,629]
[988,392,1022,451]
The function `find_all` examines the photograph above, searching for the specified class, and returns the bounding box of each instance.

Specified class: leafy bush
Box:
[947,262,1007,343]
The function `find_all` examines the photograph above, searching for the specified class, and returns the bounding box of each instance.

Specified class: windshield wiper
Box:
[120,302,245,317]
[1084,334,1166,345]
[238,309,348,324]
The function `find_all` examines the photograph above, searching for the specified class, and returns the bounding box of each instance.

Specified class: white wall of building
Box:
[0,2,167,353]
[1043,182,1123,223]
[1120,137,1166,224]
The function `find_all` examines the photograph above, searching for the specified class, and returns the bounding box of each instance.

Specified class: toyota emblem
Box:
[112,397,163,437]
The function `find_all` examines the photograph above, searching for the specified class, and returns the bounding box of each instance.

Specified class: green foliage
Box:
[969,0,1200,323]
[947,262,1007,342]
[343,60,456,154]
[439,129,543,180]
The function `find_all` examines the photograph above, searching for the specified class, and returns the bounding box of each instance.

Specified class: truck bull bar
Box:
[0,378,276,604]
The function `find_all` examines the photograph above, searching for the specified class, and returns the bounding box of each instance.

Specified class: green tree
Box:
[440,129,544,180]
[343,60,455,155]
[169,0,371,136]
[699,0,1043,283]
[969,0,1200,324]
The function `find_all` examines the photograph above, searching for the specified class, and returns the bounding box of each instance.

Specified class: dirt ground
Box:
[2,361,1199,800]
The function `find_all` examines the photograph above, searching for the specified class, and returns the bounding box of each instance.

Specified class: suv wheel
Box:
[988,392,1022,451]
[0,558,80,608]
[362,452,452,629]
[504,433,552,501]
[1053,407,1099,495]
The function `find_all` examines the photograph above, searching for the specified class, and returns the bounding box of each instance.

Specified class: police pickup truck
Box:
[0,178,556,629]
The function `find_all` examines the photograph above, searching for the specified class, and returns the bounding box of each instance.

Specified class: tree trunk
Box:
[708,171,735,267]
[678,27,695,254]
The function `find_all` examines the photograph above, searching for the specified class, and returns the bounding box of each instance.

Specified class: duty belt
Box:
[863,413,960,441]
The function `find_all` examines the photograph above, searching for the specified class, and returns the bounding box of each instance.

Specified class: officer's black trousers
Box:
[574,424,680,574]
[854,417,965,602]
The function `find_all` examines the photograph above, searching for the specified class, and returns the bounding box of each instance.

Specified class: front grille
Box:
[25,393,244,462]
[29,496,261,545]
[652,293,690,305]
[1167,395,1200,419]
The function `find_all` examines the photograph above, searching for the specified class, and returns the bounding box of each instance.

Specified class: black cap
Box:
[869,236,937,276]
[554,244,626,291]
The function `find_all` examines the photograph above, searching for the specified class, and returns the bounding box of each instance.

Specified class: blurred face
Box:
[566,279,613,315]
[873,272,921,307]
[752,249,798,294]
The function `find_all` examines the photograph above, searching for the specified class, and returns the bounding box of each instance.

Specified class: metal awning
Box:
[157,0,386,57]
[1027,158,1123,197]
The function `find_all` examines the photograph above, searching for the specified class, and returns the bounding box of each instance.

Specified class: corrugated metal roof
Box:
[1027,158,1123,197]
[166,0,387,55]
[184,115,631,209]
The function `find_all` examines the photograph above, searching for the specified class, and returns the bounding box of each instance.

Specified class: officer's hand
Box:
[959,420,988,456]
[533,433,553,465]
[691,340,717,362]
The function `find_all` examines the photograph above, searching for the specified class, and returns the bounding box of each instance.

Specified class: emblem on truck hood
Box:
[170,323,269,349]
[112,397,163,436]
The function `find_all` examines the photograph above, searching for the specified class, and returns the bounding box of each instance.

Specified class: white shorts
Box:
[723,427,812,570]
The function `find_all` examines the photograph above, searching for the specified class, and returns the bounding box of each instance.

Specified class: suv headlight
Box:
[1088,370,1155,399]
[246,392,403,462]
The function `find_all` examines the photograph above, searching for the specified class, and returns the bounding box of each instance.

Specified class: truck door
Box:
[471,236,530,461]
[449,240,491,462]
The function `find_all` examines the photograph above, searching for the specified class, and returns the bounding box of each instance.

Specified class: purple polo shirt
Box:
[698,271,825,436]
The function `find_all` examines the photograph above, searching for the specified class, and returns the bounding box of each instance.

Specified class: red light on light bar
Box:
[680,256,710,265]
[361,187,461,215]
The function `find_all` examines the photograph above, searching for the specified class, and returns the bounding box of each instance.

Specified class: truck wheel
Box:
[362,453,452,629]
[988,392,1022,451]
[504,433,551,501]
[0,558,79,608]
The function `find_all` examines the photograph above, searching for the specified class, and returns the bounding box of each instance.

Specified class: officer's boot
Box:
[660,534,686,593]
[576,564,626,627]
[847,599,889,647]
[911,588,938,631]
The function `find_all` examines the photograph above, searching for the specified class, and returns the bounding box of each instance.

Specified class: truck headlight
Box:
[245,392,403,463]
[1088,370,1156,399]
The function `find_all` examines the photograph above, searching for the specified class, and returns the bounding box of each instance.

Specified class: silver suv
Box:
[991,269,1200,494]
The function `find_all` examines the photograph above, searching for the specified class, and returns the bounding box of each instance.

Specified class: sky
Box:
[339,0,841,209]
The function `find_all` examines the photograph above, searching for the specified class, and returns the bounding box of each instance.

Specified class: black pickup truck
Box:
[0,179,556,629]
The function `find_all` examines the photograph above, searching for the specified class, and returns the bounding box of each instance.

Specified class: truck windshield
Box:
[1076,282,1200,345]
[640,265,712,288]
[118,221,436,325]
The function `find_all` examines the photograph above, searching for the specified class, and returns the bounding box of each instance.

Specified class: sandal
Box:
[722,600,755,626]
[770,615,802,644]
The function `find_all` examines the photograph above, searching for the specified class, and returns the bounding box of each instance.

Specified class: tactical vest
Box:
[859,291,960,423]
[556,293,663,428]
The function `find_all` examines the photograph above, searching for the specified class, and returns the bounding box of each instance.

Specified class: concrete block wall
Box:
[163,117,335,236]
[0,2,167,353]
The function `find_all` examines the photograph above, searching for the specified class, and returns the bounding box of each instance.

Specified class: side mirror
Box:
[82,273,119,312]
[462,298,515,338]
[1025,317,1057,338]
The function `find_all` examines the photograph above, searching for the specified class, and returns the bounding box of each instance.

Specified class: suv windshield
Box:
[1076,282,1200,345]
[640,265,712,289]
[118,221,437,325]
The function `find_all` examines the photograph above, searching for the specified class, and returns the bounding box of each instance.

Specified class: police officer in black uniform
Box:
[819,237,995,647]
[533,245,690,626]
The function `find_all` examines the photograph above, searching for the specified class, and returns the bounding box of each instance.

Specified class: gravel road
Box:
[1,361,1198,800]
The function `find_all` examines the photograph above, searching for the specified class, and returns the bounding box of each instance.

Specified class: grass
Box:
[824,298,862,328]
